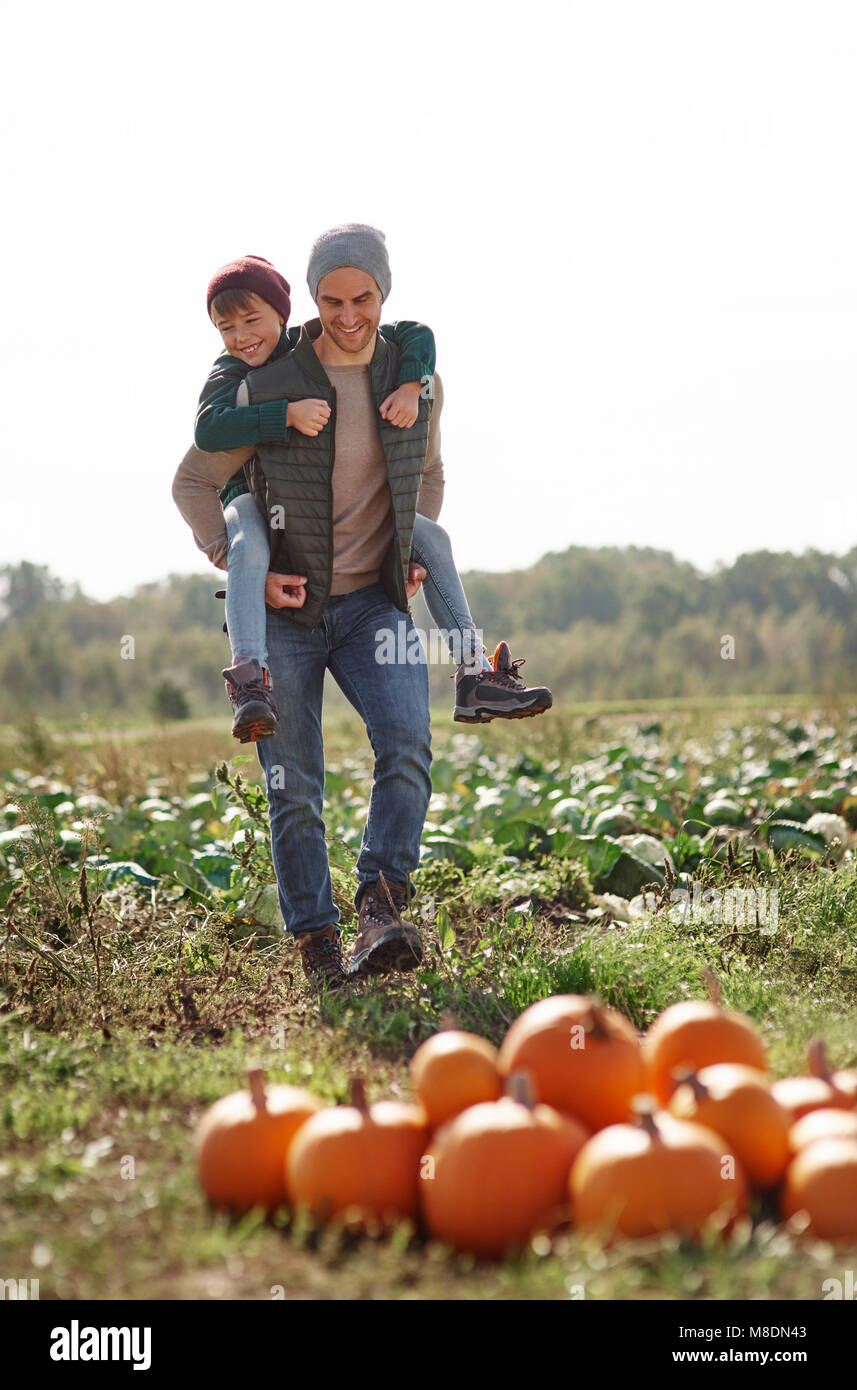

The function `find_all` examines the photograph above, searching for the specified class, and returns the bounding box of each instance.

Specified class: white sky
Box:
[2,0,855,601]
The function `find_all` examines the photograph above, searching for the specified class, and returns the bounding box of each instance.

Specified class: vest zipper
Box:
[317,385,337,618]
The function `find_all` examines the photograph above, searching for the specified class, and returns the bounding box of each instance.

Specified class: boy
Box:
[174,253,552,740]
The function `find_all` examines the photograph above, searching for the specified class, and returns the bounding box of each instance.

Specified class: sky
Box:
[2,0,856,601]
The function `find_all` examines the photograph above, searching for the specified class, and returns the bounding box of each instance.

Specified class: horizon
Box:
[7,535,857,610]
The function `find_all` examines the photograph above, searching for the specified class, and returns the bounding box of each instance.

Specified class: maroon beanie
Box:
[206,255,291,323]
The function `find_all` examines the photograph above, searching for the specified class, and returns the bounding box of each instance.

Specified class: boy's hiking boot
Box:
[222,659,280,743]
[296,924,348,993]
[453,641,553,723]
[348,872,424,978]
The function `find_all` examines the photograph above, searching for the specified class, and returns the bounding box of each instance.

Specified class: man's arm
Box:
[194,351,290,454]
[171,443,255,570]
[415,372,444,521]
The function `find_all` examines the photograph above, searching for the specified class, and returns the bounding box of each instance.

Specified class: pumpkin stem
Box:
[248,1066,267,1114]
[505,1071,537,1109]
[701,967,721,1007]
[350,1077,369,1113]
[808,1039,831,1081]
[672,1066,707,1100]
[583,994,609,1039]
[631,1094,661,1140]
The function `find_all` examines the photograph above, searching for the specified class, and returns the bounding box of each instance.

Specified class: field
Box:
[2,695,857,1301]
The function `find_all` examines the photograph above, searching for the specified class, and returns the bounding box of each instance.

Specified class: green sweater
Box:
[194,321,436,507]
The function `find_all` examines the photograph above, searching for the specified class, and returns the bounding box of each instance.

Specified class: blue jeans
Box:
[411,514,491,669]
[222,493,270,667]
[255,582,433,937]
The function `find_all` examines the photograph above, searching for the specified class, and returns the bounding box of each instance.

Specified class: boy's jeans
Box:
[222,499,490,673]
[223,493,270,667]
[411,514,491,669]
[255,581,433,937]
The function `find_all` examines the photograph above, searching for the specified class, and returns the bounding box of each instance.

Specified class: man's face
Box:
[211,292,283,366]
[315,266,383,355]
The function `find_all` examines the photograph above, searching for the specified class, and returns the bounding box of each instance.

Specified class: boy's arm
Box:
[172,443,255,571]
[415,373,444,522]
[194,351,290,453]
[378,320,436,386]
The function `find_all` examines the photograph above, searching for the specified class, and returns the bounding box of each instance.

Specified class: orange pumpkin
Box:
[194,1066,322,1214]
[643,972,767,1105]
[668,1064,790,1188]
[410,1029,501,1128]
[420,1072,589,1258]
[496,994,645,1130]
[781,1137,857,1241]
[772,1041,857,1123]
[571,1097,749,1240]
[287,1078,428,1229]
[789,1107,857,1154]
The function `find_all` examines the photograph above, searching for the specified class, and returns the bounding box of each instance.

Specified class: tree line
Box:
[1,545,855,722]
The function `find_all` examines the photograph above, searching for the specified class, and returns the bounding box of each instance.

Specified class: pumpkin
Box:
[571,1097,749,1240]
[789,1107,857,1154]
[781,1137,857,1241]
[420,1072,589,1258]
[410,1029,501,1128]
[194,1066,322,1214]
[667,1064,790,1188]
[496,994,645,1130]
[287,1078,428,1230]
[772,1041,857,1123]
[642,970,767,1105]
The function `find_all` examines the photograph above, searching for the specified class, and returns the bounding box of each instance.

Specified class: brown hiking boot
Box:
[296,924,348,993]
[222,658,280,743]
[452,641,553,723]
[348,871,424,979]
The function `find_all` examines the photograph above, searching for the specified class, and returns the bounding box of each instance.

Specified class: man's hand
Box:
[265,572,308,608]
[379,380,421,428]
[406,562,427,600]
[287,398,331,437]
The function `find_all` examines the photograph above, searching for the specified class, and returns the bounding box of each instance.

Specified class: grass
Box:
[2,697,857,1299]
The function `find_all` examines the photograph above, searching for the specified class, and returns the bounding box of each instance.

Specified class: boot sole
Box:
[234,715,279,743]
[454,699,552,724]
[349,927,423,978]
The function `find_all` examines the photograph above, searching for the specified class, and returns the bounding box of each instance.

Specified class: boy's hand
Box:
[379,380,421,428]
[287,399,331,436]
[264,572,308,609]
[406,562,427,600]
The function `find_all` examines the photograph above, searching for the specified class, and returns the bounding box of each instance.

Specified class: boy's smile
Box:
[211,292,284,367]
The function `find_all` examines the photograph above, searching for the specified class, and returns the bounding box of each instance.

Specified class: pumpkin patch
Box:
[192,990,854,1258]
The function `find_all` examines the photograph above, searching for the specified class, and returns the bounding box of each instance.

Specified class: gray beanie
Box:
[307,223,391,302]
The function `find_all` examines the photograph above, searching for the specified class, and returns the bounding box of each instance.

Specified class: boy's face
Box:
[211,292,283,366]
[315,267,383,355]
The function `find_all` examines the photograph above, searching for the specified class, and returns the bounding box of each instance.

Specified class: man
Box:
[232,224,440,991]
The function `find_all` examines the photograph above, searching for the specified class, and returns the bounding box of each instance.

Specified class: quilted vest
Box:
[244,319,432,629]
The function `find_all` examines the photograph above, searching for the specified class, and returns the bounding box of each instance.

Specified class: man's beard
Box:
[328,321,376,354]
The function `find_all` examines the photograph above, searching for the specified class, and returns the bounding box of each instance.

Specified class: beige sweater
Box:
[172,363,444,575]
